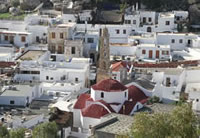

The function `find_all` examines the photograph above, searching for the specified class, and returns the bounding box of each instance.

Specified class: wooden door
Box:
[156,50,159,59]
[149,50,153,59]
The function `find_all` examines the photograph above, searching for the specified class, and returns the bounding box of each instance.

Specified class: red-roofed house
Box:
[111,61,132,82]
[73,79,148,130]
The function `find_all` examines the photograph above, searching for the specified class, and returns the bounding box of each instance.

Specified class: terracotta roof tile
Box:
[92,79,127,92]
[74,94,91,109]
[81,104,109,119]
[119,101,137,115]
[133,60,199,68]
[0,62,16,68]
[111,61,131,72]
[128,85,148,102]
[96,100,115,113]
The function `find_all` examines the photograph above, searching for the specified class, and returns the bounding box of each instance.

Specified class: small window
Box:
[123,29,126,34]
[133,20,136,24]
[31,71,40,74]
[52,32,55,39]
[171,39,175,43]
[69,20,72,22]
[162,51,169,55]
[166,21,170,25]
[197,99,199,102]
[116,29,120,34]
[46,76,49,80]
[60,33,64,39]
[4,35,8,41]
[148,17,152,22]
[10,100,15,104]
[136,105,139,110]
[142,50,146,54]
[71,47,75,54]
[125,20,131,24]
[87,38,94,43]
[21,36,26,42]
[188,40,191,44]
[101,92,104,98]
[143,17,146,23]
[75,78,78,82]
[125,92,127,98]
[179,39,183,43]
[50,77,53,80]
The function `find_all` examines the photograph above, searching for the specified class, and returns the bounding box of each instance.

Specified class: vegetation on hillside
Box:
[0,12,25,20]
[0,121,58,138]
[131,103,200,138]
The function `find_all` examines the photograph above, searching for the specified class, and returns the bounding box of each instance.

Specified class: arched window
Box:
[101,92,104,98]
[147,27,152,32]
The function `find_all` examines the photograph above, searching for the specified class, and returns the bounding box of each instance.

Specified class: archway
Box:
[147,27,152,32]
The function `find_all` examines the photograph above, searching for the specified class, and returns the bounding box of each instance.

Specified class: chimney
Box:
[123,105,125,114]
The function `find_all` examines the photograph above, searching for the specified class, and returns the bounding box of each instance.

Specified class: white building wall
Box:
[22,114,44,128]
[111,71,120,82]
[156,34,186,50]
[73,109,81,128]
[0,20,26,31]
[186,70,200,83]
[62,14,77,23]
[0,96,27,106]
[27,25,48,44]
[81,116,100,129]
[136,45,170,59]
[110,45,137,56]
[91,88,128,104]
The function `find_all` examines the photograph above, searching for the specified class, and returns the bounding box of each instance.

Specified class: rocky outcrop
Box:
[0,3,10,13]
[188,0,200,25]
[20,0,41,10]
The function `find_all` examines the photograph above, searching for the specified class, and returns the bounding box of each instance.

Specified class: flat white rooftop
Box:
[138,44,170,48]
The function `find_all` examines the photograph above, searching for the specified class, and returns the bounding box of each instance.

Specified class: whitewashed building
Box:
[73,79,148,132]
[136,44,171,60]
[14,51,90,88]
[0,85,39,107]
[0,30,32,47]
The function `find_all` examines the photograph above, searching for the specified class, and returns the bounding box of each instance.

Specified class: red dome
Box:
[92,79,127,92]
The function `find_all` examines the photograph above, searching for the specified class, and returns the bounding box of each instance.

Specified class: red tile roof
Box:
[133,60,199,68]
[111,61,131,72]
[92,79,127,92]
[74,94,91,109]
[81,104,110,119]
[128,85,148,102]
[118,85,148,115]
[0,62,16,68]
[119,101,137,115]
[96,100,115,113]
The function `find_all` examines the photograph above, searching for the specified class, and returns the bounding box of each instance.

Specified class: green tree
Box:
[131,103,199,138]
[131,112,171,138]
[0,126,9,138]
[170,104,198,138]
[32,121,58,138]
[11,0,20,8]
[9,128,26,138]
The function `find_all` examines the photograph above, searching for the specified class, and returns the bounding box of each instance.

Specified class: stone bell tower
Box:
[96,27,111,82]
